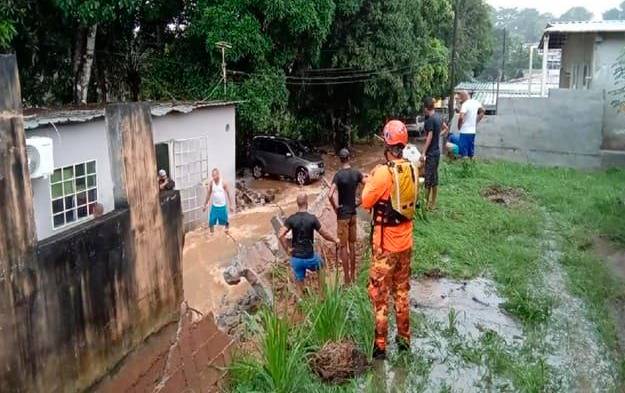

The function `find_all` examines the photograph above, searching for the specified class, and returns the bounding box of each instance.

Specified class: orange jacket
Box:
[361,162,413,253]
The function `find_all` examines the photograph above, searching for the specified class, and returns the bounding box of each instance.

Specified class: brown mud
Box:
[309,341,370,384]
[481,184,525,207]
[593,236,625,354]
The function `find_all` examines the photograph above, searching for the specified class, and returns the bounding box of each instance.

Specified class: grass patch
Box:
[228,159,625,392]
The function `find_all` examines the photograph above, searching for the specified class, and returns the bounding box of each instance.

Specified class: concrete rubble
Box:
[218,183,340,333]
[235,180,279,211]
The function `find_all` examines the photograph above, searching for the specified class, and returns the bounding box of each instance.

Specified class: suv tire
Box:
[252,162,264,179]
[296,167,309,186]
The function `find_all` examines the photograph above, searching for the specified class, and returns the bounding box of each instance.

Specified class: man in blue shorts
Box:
[202,168,234,234]
[279,193,339,294]
[456,90,485,159]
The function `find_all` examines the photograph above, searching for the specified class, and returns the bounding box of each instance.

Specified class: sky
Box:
[485,0,622,19]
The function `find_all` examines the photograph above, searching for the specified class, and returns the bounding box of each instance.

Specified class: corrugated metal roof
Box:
[539,21,625,49]
[455,81,557,107]
[544,21,625,34]
[23,101,241,130]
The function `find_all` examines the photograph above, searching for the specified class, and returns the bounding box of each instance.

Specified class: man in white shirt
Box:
[202,168,234,234]
[456,90,484,158]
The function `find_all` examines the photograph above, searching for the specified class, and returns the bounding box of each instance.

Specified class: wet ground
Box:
[371,276,523,392]
[368,211,620,393]
[182,143,386,315]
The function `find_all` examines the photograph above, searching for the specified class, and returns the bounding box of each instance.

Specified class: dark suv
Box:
[250,136,325,185]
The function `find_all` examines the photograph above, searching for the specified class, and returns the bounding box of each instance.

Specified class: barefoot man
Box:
[203,168,234,234]
[328,148,365,285]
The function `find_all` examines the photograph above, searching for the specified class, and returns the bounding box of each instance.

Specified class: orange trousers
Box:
[367,248,412,351]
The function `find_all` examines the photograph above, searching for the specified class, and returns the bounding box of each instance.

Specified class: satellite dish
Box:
[26,144,40,174]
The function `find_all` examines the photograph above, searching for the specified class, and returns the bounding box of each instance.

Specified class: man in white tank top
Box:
[202,168,234,234]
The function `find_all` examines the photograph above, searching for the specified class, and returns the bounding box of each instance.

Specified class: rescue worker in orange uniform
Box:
[361,120,417,359]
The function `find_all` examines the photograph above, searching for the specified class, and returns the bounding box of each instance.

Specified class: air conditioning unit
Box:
[26,137,54,179]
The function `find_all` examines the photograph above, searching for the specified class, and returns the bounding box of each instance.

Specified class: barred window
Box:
[50,160,98,229]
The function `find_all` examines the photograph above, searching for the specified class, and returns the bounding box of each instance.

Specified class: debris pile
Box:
[235,180,279,211]
[309,341,369,384]
[481,185,525,207]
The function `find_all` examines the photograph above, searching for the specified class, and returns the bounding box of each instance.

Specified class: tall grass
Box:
[302,278,350,347]
[229,309,307,393]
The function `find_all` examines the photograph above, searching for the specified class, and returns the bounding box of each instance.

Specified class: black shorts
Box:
[424,154,440,188]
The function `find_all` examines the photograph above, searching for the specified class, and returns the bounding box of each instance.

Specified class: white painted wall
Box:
[593,33,625,150]
[26,121,115,240]
[152,105,236,190]
[26,105,237,240]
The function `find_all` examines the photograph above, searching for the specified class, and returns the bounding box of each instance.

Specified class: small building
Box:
[539,21,625,151]
[457,21,625,169]
[24,101,237,240]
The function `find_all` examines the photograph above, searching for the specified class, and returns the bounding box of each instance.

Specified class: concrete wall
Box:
[475,89,605,169]
[152,105,236,192]
[0,191,184,392]
[593,33,625,150]
[27,122,115,240]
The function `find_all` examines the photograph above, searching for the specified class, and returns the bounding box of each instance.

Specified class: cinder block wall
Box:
[475,89,605,169]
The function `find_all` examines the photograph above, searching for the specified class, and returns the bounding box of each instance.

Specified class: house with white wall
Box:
[539,21,625,152]
[24,101,237,240]
[467,21,625,169]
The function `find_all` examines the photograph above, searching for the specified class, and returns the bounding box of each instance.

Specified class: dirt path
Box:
[539,212,618,391]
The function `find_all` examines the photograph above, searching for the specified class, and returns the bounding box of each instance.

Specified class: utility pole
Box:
[495,28,506,114]
[215,41,232,95]
[448,0,460,120]
[528,45,535,95]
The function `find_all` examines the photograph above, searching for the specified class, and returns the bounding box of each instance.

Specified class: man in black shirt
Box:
[328,148,365,285]
[420,97,442,210]
[279,193,339,294]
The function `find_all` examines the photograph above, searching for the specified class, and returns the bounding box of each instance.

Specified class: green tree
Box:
[559,7,593,22]
[54,0,140,103]
[603,1,625,20]
[492,7,554,43]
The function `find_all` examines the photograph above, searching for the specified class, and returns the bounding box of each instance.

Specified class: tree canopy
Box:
[2,0,494,149]
[603,1,625,20]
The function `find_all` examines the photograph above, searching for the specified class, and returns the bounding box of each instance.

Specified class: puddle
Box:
[481,185,524,207]
[369,276,523,392]
[411,277,523,342]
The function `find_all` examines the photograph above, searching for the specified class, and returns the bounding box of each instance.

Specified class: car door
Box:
[269,141,293,176]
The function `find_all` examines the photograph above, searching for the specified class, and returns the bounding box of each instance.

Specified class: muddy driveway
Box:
[181,143,386,315]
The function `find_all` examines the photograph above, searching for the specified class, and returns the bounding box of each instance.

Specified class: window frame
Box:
[49,159,99,230]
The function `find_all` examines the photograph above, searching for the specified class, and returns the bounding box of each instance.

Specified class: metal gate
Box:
[171,136,210,231]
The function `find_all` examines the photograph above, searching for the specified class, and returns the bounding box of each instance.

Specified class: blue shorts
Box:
[290,254,323,282]
[448,133,460,146]
[209,205,228,227]
[459,133,476,158]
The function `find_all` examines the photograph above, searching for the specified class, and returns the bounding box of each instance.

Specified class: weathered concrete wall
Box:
[3,191,183,392]
[475,89,605,169]
[1,58,186,393]
[594,34,625,151]
[26,121,116,240]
